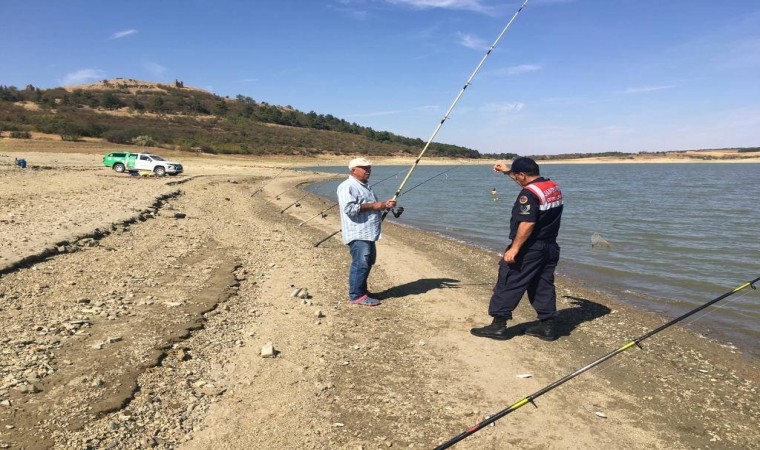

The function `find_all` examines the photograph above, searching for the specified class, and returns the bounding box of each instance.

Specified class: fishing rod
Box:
[300,168,406,227]
[274,182,307,201]
[251,168,287,196]
[381,0,532,221]
[312,0,532,246]
[311,164,462,247]
[435,275,760,449]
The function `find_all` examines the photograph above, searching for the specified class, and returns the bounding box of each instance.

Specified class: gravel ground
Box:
[0,144,757,450]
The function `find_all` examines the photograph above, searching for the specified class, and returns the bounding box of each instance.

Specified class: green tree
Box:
[214,100,229,116]
[101,92,124,109]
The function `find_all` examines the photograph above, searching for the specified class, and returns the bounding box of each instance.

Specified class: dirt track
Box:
[0,147,758,449]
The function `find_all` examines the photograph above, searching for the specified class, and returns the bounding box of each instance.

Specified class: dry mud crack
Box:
[0,175,248,449]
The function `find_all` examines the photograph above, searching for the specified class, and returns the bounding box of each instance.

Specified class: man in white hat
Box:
[337,157,397,306]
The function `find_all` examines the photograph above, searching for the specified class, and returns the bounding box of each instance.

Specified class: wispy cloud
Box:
[330,0,371,19]
[482,102,525,113]
[385,0,491,14]
[237,78,259,83]
[61,69,106,86]
[487,64,542,76]
[505,64,541,75]
[346,104,438,118]
[111,29,138,40]
[457,32,487,50]
[532,0,577,5]
[143,61,168,77]
[622,85,676,94]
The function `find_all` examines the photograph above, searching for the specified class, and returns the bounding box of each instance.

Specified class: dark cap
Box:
[506,157,539,175]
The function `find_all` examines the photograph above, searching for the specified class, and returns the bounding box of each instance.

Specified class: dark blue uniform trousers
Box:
[488,240,560,320]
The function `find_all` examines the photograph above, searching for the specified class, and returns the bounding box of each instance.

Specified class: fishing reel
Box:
[391,207,404,218]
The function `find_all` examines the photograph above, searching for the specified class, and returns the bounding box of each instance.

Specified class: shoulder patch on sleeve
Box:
[518,195,529,204]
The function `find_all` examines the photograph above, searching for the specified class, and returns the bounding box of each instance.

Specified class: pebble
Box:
[261,342,276,358]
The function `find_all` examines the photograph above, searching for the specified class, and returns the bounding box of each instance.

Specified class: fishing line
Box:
[434,276,759,449]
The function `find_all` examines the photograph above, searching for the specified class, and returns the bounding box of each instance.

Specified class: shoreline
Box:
[300,174,759,361]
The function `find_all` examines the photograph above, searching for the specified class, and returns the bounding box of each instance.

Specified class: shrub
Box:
[132,135,156,147]
[9,131,31,139]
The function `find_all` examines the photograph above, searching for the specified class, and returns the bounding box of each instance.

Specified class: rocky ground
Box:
[0,144,758,449]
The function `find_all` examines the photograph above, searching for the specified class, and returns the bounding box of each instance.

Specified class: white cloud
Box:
[347,104,439,118]
[111,29,138,40]
[143,61,168,77]
[385,0,490,14]
[482,102,525,113]
[61,69,106,86]
[487,64,541,76]
[622,85,676,94]
[505,64,541,75]
[457,33,487,50]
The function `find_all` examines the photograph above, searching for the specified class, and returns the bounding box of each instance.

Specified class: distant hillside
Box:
[0,79,481,158]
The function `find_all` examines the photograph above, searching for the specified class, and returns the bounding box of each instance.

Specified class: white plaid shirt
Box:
[337,176,382,245]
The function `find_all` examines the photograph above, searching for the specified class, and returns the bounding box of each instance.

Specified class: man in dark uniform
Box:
[471,157,564,341]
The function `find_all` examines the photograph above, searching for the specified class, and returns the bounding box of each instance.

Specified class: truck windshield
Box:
[149,155,167,161]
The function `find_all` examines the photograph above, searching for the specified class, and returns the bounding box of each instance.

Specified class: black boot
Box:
[524,318,557,341]
[471,317,510,340]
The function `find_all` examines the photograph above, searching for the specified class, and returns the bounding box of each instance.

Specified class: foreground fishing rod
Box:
[251,168,287,196]
[435,276,760,449]
[381,0,532,220]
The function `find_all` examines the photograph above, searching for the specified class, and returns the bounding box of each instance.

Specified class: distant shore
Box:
[2,134,759,166]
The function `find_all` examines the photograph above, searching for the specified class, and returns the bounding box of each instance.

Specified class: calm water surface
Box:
[307,163,760,356]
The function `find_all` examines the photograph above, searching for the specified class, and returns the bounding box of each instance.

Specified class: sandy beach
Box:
[0,140,758,449]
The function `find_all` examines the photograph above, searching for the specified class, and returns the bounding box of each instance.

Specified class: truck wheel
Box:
[113,163,125,173]
[154,166,166,177]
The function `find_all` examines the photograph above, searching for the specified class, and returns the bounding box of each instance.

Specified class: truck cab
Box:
[126,153,183,176]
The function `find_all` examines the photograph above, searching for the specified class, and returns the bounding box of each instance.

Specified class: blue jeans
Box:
[348,240,377,300]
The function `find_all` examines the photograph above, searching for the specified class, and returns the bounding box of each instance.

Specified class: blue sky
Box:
[2,0,759,155]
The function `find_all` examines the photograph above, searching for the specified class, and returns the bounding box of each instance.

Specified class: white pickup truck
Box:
[126,153,183,176]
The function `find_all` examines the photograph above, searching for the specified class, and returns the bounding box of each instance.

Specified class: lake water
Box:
[306,163,760,356]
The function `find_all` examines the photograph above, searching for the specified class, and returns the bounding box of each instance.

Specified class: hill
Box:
[0,79,481,158]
